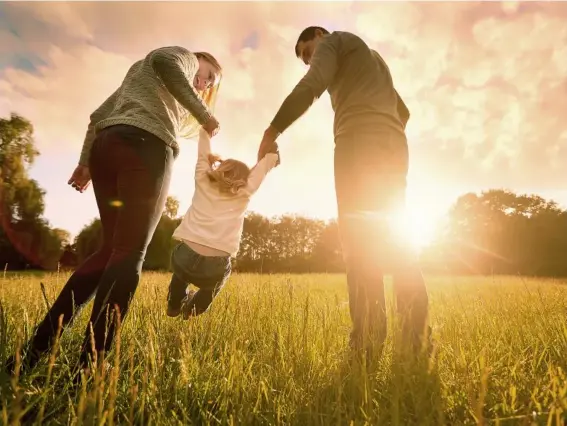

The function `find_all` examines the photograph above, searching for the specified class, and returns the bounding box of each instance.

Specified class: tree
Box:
[53,228,71,246]
[236,214,344,273]
[145,215,180,270]
[73,197,183,271]
[59,244,78,270]
[164,196,180,219]
[237,213,274,271]
[74,218,102,263]
[431,189,567,276]
[312,220,343,272]
[0,113,67,270]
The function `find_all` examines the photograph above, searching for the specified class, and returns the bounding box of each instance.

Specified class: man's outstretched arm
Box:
[270,37,339,133]
[258,36,339,161]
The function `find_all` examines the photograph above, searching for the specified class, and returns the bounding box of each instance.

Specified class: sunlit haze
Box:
[1,1,566,244]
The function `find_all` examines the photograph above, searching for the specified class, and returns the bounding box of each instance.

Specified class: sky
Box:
[1,1,566,246]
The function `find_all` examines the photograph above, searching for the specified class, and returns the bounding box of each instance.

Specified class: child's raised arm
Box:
[246,152,279,194]
[195,127,212,178]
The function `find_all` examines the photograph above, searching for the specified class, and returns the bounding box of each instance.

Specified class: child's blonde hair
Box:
[206,154,251,195]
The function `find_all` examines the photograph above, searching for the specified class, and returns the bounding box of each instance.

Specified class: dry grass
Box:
[1,272,567,425]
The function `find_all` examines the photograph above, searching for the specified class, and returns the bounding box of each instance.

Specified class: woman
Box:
[6,46,223,376]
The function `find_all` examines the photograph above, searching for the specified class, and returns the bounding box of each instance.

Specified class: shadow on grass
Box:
[292,341,445,425]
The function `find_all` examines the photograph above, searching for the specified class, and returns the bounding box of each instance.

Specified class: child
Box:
[167,128,279,318]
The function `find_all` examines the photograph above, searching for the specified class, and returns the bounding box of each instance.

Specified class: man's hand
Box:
[257,125,281,163]
[203,116,220,137]
[68,164,91,193]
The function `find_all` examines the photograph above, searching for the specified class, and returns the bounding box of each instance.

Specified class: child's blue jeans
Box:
[167,242,232,316]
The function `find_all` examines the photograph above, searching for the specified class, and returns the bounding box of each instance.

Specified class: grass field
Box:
[1,272,567,425]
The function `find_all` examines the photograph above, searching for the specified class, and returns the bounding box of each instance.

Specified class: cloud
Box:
[0,44,132,155]
[354,2,567,190]
[1,1,566,236]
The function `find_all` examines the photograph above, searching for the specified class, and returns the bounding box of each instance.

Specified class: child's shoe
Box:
[181,290,198,320]
[167,292,183,317]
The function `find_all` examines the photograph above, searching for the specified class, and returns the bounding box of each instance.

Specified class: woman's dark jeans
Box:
[8,124,173,373]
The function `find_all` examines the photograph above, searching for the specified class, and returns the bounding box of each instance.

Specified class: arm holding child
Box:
[258,36,339,162]
[149,47,220,136]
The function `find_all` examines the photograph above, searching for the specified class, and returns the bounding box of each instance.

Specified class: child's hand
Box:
[271,145,281,167]
[263,141,281,166]
[203,116,220,137]
[257,126,280,162]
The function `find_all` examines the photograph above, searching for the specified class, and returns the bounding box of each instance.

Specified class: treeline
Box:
[430,190,567,276]
[70,209,344,273]
[65,189,567,276]
[2,112,567,276]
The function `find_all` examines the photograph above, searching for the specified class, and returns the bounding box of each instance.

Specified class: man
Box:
[258,27,430,355]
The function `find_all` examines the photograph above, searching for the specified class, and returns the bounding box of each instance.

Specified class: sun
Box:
[389,208,440,251]
[386,175,451,251]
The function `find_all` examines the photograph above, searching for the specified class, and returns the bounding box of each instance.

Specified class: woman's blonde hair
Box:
[206,154,251,195]
[180,51,223,139]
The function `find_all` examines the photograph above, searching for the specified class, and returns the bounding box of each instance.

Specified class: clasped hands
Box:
[203,117,280,166]
[69,121,278,194]
[257,125,281,166]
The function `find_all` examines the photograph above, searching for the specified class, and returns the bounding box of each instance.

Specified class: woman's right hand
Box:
[68,164,91,193]
[202,116,220,137]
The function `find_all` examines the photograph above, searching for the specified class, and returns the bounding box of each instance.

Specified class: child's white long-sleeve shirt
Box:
[173,129,278,256]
